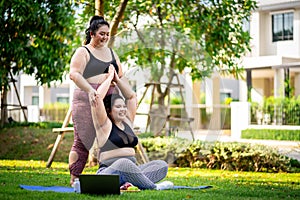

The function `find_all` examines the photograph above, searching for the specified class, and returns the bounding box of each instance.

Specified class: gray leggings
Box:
[96,157,168,190]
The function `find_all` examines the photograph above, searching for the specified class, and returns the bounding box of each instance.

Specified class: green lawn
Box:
[0,124,299,199]
[0,160,299,200]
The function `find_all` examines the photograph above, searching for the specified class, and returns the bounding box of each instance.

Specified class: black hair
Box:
[84,16,110,45]
[103,94,125,119]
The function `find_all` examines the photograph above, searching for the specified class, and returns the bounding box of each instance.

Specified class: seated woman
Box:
[91,65,173,190]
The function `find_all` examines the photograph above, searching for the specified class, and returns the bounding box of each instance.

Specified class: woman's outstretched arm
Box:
[91,65,115,147]
[114,72,137,123]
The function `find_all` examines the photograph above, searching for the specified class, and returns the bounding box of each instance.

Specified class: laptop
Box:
[79,174,120,195]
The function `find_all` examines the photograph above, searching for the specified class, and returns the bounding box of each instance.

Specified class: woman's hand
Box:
[88,88,98,107]
[113,68,120,84]
[107,64,115,79]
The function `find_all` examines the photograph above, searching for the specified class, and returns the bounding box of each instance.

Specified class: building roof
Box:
[258,0,300,11]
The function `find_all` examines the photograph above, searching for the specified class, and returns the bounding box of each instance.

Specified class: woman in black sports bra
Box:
[92,66,172,190]
[68,16,124,186]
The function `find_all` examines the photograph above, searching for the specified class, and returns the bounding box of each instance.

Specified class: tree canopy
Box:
[0,0,76,86]
[117,0,256,80]
[0,0,257,126]
[80,0,257,135]
[0,0,77,125]
[78,0,257,81]
[83,0,257,107]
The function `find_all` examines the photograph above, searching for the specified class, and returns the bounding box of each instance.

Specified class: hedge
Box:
[140,137,299,172]
[241,129,300,141]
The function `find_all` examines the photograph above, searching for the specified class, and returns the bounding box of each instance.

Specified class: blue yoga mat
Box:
[173,185,212,190]
[20,185,74,193]
[19,184,212,193]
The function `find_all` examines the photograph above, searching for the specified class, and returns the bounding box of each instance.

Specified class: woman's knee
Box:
[69,150,88,177]
[111,158,138,173]
[114,158,134,165]
[69,151,78,165]
[149,160,168,169]
[157,160,168,167]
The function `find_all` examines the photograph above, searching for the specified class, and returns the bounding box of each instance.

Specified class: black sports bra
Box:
[100,122,138,152]
[82,46,119,79]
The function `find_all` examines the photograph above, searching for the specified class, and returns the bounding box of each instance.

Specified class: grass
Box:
[0,160,299,200]
[0,124,300,199]
[0,125,72,162]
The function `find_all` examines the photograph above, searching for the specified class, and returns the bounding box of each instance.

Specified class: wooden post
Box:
[46,107,72,168]
[9,71,27,122]
[136,141,149,164]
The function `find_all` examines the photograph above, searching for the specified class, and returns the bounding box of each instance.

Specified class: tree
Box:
[79,0,256,134]
[0,0,77,126]
[121,0,256,125]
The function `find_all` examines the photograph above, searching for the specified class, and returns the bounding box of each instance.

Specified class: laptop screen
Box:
[79,174,120,195]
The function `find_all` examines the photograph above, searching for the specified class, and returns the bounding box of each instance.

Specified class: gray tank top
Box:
[82,46,119,79]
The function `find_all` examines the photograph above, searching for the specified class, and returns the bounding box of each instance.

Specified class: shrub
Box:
[40,103,69,122]
[251,96,300,125]
[140,137,298,172]
[141,137,190,164]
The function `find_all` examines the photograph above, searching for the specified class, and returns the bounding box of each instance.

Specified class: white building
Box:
[243,0,300,99]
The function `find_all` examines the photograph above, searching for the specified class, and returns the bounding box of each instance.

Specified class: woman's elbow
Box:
[69,71,80,82]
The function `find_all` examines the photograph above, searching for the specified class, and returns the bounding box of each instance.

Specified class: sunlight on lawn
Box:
[0,159,299,200]
[0,160,68,169]
[1,159,299,186]
[167,167,300,183]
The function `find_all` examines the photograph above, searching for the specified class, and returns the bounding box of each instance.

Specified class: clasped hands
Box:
[89,64,119,107]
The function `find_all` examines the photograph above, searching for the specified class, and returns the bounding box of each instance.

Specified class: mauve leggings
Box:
[69,83,117,177]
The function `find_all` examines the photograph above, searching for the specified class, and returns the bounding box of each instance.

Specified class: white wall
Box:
[249,12,261,56]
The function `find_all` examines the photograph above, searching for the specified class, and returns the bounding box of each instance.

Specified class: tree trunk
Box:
[0,86,8,127]
[107,0,129,48]
[95,0,105,16]
[150,105,167,136]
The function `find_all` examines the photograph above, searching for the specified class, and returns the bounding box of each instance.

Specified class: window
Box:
[242,18,250,33]
[220,92,231,104]
[32,96,39,105]
[272,12,293,42]
[57,97,69,103]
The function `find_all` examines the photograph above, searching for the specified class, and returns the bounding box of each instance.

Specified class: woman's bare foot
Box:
[70,174,79,186]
